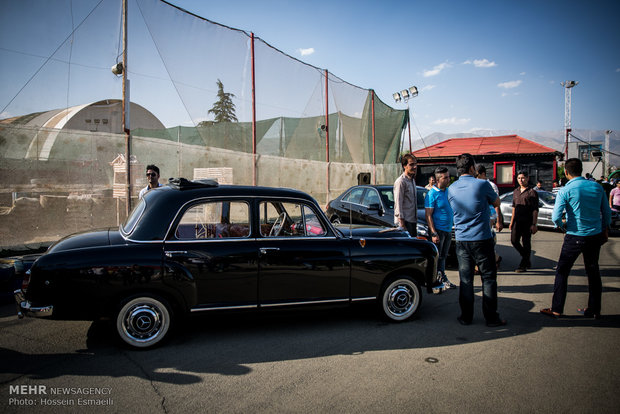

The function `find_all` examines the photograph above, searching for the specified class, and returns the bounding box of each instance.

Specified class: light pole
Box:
[393,86,418,153]
[561,80,578,161]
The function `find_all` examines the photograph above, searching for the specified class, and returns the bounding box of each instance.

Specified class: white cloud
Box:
[497,80,522,89]
[432,117,471,125]
[616,68,620,73]
[423,62,450,77]
[299,48,315,56]
[520,72,526,76]
[463,58,497,68]
[420,85,436,92]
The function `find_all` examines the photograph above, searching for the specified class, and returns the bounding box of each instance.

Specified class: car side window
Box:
[302,205,327,237]
[260,201,326,237]
[362,189,381,207]
[175,201,250,240]
[343,188,364,205]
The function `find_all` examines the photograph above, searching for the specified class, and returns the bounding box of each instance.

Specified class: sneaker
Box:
[514,267,526,273]
[443,277,456,289]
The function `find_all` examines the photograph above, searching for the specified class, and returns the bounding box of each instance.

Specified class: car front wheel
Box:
[116,295,172,348]
[380,276,422,322]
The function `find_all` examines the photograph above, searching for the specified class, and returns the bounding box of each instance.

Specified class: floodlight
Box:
[561,80,578,88]
[408,86,418,97]
[401,89,410,99]
[393,92,401,102]
[111,62,123,75]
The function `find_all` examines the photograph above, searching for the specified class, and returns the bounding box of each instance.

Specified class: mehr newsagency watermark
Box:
[8,385,114,407]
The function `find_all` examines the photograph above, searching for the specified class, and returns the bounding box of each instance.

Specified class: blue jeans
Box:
[437,229,451,277]
[551,233,603,314]
[455,238,500,324]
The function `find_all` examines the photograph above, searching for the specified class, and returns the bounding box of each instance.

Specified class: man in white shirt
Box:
[394,154,418,237]
[139,164,163,199]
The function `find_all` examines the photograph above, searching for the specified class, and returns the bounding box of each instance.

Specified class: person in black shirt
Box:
[509,171,539,272]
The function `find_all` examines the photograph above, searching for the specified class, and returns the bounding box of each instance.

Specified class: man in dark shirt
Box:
[509,171,539,272]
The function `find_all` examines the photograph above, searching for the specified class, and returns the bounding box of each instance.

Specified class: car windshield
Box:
[538,191,556,205]
[379,187,427,210]
[121,198,146,235]
[417,188,428,209]
[379,189,394,209]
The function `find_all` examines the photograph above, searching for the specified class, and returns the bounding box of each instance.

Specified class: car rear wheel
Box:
[380,276,422,321]
[116,295,172,348]
[331,216,341,224]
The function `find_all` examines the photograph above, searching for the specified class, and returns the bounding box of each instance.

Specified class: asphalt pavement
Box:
[1,230,619,413]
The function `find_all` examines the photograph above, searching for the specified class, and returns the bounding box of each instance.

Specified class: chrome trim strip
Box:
[351,297,376,302]
[185,297,372,313]
[260,298,349,308]
[191,304,258,312]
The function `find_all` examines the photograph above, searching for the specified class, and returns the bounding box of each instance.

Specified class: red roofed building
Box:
[412,135,563,193]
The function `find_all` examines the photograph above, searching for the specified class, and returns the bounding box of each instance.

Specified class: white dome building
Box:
[1,99,165,160]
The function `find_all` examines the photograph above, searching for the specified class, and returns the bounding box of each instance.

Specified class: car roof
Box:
[343,184,427,192]
[129,182,321,241]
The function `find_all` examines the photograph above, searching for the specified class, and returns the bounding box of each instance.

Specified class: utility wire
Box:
[569,132,620,157]
[1,0,105,116]
[409,111,432,158]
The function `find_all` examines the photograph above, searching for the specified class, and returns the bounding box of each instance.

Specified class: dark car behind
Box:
[325,185,432,239]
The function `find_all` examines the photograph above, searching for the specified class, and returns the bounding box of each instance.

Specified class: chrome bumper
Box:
[14,289,54,319]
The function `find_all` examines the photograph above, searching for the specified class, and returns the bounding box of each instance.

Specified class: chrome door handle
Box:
[259,247,280,255]
[165,250,188,258]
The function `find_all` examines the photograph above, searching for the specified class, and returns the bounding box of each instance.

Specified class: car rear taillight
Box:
[21,269,31,291]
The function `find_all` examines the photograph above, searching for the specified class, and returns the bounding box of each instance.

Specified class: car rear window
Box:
[122,198,146,235]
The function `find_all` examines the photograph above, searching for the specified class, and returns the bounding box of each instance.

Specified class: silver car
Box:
[499,190,557,229]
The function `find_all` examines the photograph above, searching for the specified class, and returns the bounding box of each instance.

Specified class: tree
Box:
[201,79,237,125]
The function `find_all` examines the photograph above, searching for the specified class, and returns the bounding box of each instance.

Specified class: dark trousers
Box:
[511,221,532,267]
[551,233,603,314]
[436,229,451,276]
[455,238,500,324]
[404,221,417,238]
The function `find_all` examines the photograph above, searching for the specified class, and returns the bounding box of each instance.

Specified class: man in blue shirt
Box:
[540,158,611,319]
[447,154,505,327]
[425,166,455,288]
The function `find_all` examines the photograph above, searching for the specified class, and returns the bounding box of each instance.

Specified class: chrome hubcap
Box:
[387,284,414,316]
[124,304,162,341]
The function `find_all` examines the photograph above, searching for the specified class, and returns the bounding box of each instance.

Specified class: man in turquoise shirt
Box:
[541,158,611,319]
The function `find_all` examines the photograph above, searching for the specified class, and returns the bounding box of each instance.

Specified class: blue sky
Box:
[169,0,620,136]
[1,0,619,139]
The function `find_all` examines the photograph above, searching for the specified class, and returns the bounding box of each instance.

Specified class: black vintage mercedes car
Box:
[15,179,439,349]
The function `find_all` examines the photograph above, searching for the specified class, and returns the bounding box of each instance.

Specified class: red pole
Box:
[251,33,257,186]
[325,70,330,201]
[371,90,376,184]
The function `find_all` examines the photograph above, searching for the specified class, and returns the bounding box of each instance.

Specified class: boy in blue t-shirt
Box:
[425,167,455,288]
